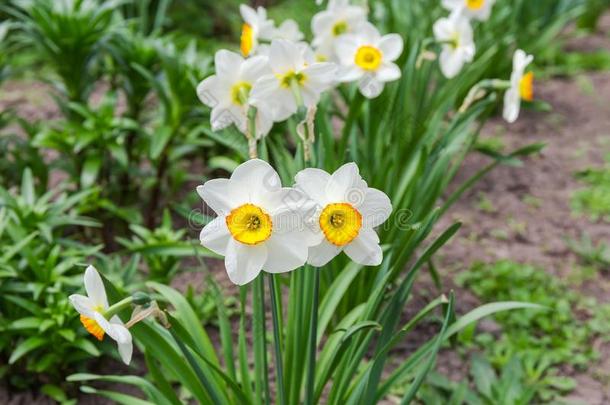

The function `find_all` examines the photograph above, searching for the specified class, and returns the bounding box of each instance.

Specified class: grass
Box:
[571,155,610,222]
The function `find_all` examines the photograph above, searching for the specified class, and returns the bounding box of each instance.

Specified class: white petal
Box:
[378,34,403,61]
[269,39,303,73]
[224,239,267,285]
[344,228,382,266]
[250,74,281,101]
[263,232,309,273]
[240,4,258,27]
[110,316,133,365]
[275,19,304,42]
[376,63,401,83]
[307,240,342,267]
[230,159,282,204]
[503,88,521,123]
[439,48,465,79]
[241,55,271,83]
[210,105,240,131]
[337,65,365,82]
[359,188,392,228]
[68,294,95,317]
[360,22,381,43]
[197,178,236,216]
[197,76,225,108]
[84,266,108,309]
[433,17,452,41]
[311,12,334,37]
[335,35,361,65]
[295,167,331,205]
[358,76,384,98]
[200,216,231,256]
[326,162,368,204]
[441,0,461,11]
[215,50,243,79]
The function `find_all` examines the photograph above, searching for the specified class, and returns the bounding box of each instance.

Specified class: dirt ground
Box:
[2,17,610,405]
[430,27,610,405]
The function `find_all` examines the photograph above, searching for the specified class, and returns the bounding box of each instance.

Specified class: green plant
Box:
[566,233,610,272]
[418,354,576,404]
[571,164,610,222]
[0,169,106,396]
[456,260,609,400]
[7,0,119,104]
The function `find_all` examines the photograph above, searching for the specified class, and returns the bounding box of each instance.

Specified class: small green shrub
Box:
[571,165,610,222]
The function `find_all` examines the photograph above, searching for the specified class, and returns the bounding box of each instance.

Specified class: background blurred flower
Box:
[335,22,403,98]
[503,49,534,123]
[295,162,392,266]
[433,10,476,78]
[250,39,336,121]
[442,0,497,21]
[68,266,133,365]
[240,4,275,56]
[311,0,368,61]
[197,50,274,138]
[198,159,317,285]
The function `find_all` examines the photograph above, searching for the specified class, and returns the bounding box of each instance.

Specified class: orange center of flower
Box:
[354,45,382,71]
[226,203,273,245]
[519,71,534,102]
[80,314,105,341]
[466,0,485,10]
[241,23,254,57]
[319,203,362,246]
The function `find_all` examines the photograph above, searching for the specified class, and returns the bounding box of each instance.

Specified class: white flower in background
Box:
[442,0,496,21]
[311,0,368,61]
[250,39,336,121]
[198,159,317,285]
[273,19,304,42]
[503,49,534,123]
[335,22,403,98]
[295,163,392,267]
[240,4,275,56]
[433,11,476,79]
[197,50,273,139]
[69,266,133,365]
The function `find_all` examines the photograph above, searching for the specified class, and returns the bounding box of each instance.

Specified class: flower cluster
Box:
[433,0,496,78]
[197,1,404,142]
[198,159,392,285]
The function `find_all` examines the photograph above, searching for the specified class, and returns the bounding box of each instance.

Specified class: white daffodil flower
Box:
[197,50,274,139]
[240,4,275,57]
[295,162,392,267]
[250,39,336,121]
[442,0,496,22]
[335,22,403,99]
[503,49,534,123]
[198,159,318,285]
[311,0,368,62]
[433,11,476,79]
[273,19,304,42]
[69,266,133,365]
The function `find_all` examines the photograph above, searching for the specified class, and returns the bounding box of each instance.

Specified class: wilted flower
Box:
[503,49,534,123]
[433,10,475,79]
[295,163,392,266]
[335,22,403,98]
[311,0,368,61]
[240,4,275,57]
[442,0,496,21]
[69,266,133,365]
[197,50,273,139]
[250,39,336,121]
[198,159,317,285]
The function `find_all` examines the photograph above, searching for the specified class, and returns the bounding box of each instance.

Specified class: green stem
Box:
[252,276,270,405]
[247,106,258,159]
[268,274,286,405]
[103,296,133,319]
[304,268,319,405]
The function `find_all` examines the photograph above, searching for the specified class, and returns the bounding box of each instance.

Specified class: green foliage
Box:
[458,261,597,367]
[566,233,610,272]
[419,355,576,404]
[571,164,610,222]
[0,169,103,392]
